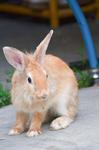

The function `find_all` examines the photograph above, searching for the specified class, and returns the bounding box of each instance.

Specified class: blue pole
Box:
[66,0,98,69]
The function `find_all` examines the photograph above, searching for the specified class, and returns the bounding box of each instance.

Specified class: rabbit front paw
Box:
[26,129,42,137]
[8,128,23,135]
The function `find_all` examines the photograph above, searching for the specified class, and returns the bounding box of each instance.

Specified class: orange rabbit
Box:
[3,30,78,137]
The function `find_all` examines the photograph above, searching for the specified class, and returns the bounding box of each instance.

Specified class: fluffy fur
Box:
[3,30,78,136]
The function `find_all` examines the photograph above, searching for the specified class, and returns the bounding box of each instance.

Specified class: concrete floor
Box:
[0,15,99,150]
[0,87,99,150]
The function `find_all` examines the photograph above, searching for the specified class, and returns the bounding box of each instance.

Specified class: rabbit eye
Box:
[28,77,32,84]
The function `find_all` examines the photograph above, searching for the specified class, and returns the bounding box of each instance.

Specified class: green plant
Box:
[0,83,11,108]
[74,69,93,88]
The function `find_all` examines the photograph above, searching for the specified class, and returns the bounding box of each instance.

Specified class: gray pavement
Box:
[0,86,99,150]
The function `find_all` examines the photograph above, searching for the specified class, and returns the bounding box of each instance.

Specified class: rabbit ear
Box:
[33,30,53,64]
[3,46,26,71]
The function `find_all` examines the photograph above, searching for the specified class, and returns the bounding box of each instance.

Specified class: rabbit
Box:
[3,30,78,137]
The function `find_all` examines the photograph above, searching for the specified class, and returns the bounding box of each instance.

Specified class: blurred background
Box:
[0,0,99,89]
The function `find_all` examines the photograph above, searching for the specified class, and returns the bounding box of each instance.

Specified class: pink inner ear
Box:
[3,46,25,71]
[14,55,22,65]
[11,53,24,70]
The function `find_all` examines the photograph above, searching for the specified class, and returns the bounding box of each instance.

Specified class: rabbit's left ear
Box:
[33,30,53,64]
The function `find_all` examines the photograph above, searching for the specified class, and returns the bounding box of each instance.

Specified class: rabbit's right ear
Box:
[3,47,26,71]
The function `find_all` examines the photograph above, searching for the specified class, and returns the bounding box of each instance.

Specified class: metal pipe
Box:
[66,0,99,78]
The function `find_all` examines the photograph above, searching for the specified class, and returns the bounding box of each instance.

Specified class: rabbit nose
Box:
[36,90,49,100]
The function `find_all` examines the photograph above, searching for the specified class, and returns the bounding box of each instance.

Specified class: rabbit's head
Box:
[3,30,53,101]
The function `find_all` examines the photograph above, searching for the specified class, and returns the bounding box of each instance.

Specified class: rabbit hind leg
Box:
[50,96,78,130]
